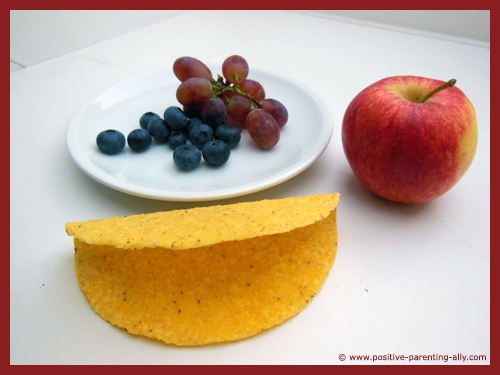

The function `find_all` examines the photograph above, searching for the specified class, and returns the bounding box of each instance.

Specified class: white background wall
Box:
[10,10,490,73]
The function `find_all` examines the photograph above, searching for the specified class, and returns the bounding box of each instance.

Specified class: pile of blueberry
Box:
[96,106,241,170]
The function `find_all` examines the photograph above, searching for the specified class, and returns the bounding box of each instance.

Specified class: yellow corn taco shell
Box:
[66,193,339,346]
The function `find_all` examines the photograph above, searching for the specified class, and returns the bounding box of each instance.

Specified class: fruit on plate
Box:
[173,56,212,82]
[173,144,202,170]
[342,76,478,204]
[127,129,152,153]
[96,129,126,155]
[214,124,241,148]
[95,56,288,172]
[189,123,214,150]
[173,55,288,149]
[147,117,171,144]
[222,55,249,84]
[139,112,160,130]
[202,139,231,166]
[246,109,280,149]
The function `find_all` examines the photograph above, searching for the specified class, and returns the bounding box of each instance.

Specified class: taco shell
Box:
[66,193,339,346]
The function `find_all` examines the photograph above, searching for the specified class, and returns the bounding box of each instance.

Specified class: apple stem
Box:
[420,79,457,103]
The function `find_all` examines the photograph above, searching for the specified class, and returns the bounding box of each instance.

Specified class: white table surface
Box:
[10,10,490,365]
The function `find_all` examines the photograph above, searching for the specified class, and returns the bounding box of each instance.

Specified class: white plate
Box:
[66,67,333,201]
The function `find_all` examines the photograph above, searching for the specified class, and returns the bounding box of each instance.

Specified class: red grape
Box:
[246,109,280,149]
[201,97,228,130]
[262,99,288,128]
[222,55,249,84]
[226,96,253,129]
[239,79,265,102]
[176,77,212,107]
[173,56,212,82]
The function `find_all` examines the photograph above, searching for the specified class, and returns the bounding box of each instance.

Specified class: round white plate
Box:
[66,67,333,201]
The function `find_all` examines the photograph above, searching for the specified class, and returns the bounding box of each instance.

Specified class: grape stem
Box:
[210,74,263,109]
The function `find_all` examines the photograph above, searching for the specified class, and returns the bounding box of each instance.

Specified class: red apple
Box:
[342,76,478,204]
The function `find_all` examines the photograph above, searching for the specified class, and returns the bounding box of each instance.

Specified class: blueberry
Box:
[168,132,187,150]
[214,124,241,148]
[139,112,160,130]
[189,124,214,149]
[127,129,152,152]
[164,106,189,132]
[96,129,126,155]
[202,140,230,166]
[147,117,171,143]
[185,117,203,136]
[173,144,201,170]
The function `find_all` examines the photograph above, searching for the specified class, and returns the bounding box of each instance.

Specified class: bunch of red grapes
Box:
[174,55,288,149]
